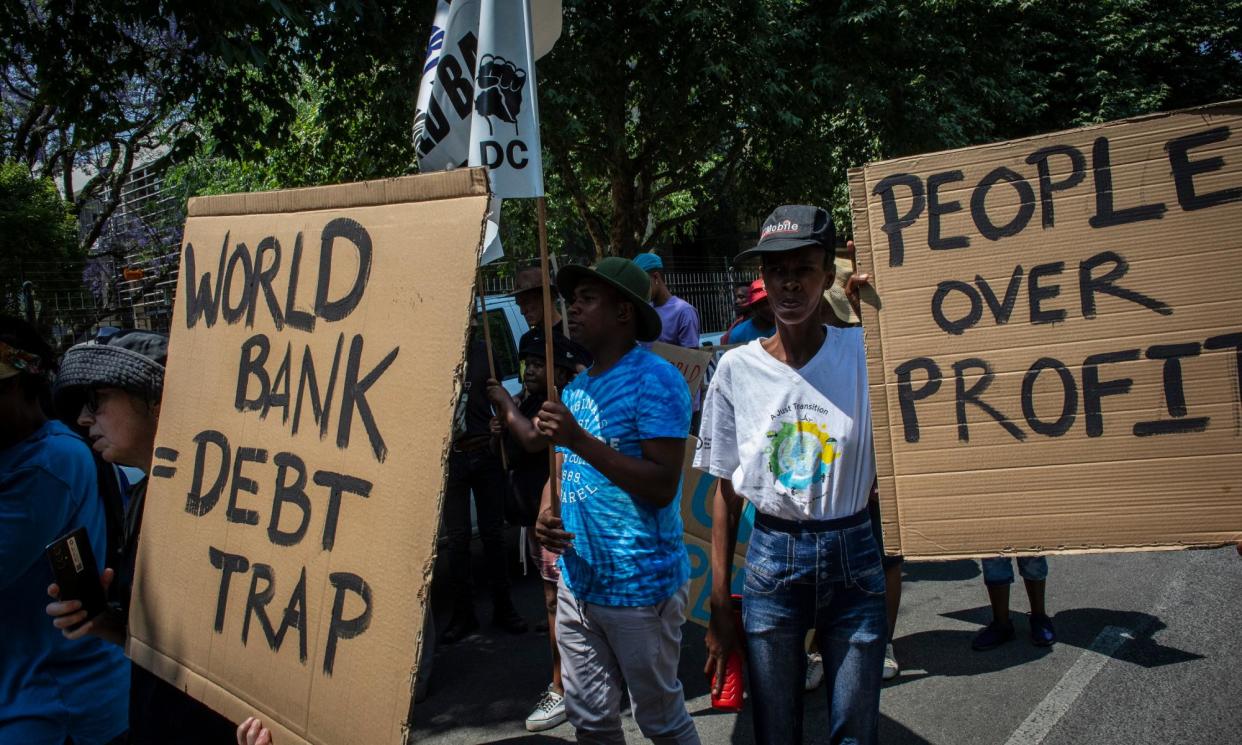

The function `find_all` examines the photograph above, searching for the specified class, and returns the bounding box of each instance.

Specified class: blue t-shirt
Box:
[0,420,130,745]
[557,347,692,606]
[723,317,775,344]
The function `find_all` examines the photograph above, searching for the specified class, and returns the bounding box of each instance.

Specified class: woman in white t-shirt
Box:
[695,205,886,745]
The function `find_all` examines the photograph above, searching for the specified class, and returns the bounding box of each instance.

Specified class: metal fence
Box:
[480,256,755,334]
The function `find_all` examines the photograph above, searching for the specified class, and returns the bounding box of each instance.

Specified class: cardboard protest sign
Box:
[849,101,1242,559]
[128,169,490,745]
[684,534,747,627]
[679,437,756,628]
[652,341,714,397]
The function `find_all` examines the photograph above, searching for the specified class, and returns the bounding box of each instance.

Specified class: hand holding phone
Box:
[45,527,107,625]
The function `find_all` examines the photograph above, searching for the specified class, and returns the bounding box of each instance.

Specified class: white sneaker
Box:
[882,643,900,681]
[804,652,824,691]
[525,685,567,732]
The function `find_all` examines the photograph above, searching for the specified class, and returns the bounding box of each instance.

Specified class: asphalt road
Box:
[410,538,1241,744]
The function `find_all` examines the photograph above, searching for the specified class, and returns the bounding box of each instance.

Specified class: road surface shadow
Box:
[901,559,982,583]
[940,605,1203,669]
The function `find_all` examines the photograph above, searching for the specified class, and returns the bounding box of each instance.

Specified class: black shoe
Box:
[440,614,479,644]
[972,619,1016,651]
[1029,613,1056,647]
[493,602,529,634]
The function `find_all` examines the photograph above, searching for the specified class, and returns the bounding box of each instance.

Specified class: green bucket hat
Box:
[556,257,663,342]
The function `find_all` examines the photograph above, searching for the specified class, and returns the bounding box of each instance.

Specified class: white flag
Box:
[414,0,548,264]
[414,0,479,173]
[467,0,544,199]
[411,0,451,146]
[415,0,546,197]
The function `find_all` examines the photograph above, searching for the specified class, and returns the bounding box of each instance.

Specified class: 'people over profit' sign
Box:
[850,101,1242,559]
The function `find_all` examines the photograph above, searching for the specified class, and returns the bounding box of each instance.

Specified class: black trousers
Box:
[442,447,511,613]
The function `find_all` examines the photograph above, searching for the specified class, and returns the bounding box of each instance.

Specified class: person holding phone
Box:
[44,329,236,745]
[0,316,129,745]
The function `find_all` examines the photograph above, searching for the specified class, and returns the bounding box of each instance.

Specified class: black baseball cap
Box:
[519,330,587,371]
[733,205,836,266]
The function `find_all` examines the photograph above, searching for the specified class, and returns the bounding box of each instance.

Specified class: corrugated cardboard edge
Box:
[858,99,1242,171]
[400,193,490,745]
[848,166,903,558]
[900,541,1237,562]
[187,168,489,217]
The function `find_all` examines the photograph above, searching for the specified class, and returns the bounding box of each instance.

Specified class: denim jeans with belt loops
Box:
[742,509,887,745]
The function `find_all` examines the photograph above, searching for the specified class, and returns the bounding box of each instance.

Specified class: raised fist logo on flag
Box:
[474,54,528,136]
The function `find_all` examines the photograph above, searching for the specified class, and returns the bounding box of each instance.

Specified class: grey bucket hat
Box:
[54,329,168,418]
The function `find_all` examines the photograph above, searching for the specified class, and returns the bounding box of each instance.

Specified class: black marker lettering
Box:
[1165,126,1242,212]
[894,357,942,443]
[1082,349,1140,437]
[241,563,277,648]
[251,236,284,330]
[927,169,969,251]
[323,572,372,676]
[183,233,230,329]
[975,265,1024,326]
[268,453,312,547]
[931,280,982,335]
[235,334,271,412]
[1027,261,1066,325]
[1078,250,1172,318]
[1089,137,1167,228]
[221,242,253,326]
[952,358,1025,442]
[337,336,399,461]
[276,567,309,663]
[187,430,231,517]
[312,471,373,551]
[315,218,373,323]
[872,173,925,267]
[1021,357,1077,437]
[208,546,249,633]
[283,233,315,332]
[1133,343,1210,436]
[226,447,267,526]
[1025,144,1086,228]
[970,166,1036,241]
[292,334,345,439]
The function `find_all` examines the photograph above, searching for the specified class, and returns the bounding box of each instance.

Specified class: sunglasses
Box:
[83,388,106,415]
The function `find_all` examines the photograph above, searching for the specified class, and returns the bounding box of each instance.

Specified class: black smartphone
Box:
[45,527,108,622]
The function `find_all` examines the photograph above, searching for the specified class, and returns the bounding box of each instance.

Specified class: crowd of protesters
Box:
[4,203,1240,745]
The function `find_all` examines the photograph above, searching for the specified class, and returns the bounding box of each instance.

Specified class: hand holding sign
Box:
[237,718,274,745]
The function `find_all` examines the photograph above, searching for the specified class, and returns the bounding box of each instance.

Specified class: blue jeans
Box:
[981,556,1048,586]
[742,510,887,745]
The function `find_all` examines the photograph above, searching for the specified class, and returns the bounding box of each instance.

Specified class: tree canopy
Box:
[0,159,81,319]
[6,0,1238,264]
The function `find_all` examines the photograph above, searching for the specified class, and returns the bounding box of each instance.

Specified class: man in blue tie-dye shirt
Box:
[533,257,700,745]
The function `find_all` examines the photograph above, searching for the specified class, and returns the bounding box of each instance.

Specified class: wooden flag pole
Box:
[550,253,569,336]
[537,196,561,518]
[476,269,508,470]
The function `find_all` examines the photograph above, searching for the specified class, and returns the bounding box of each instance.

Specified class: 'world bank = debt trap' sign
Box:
[850,101,1242,560]
[128,170,490,745]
